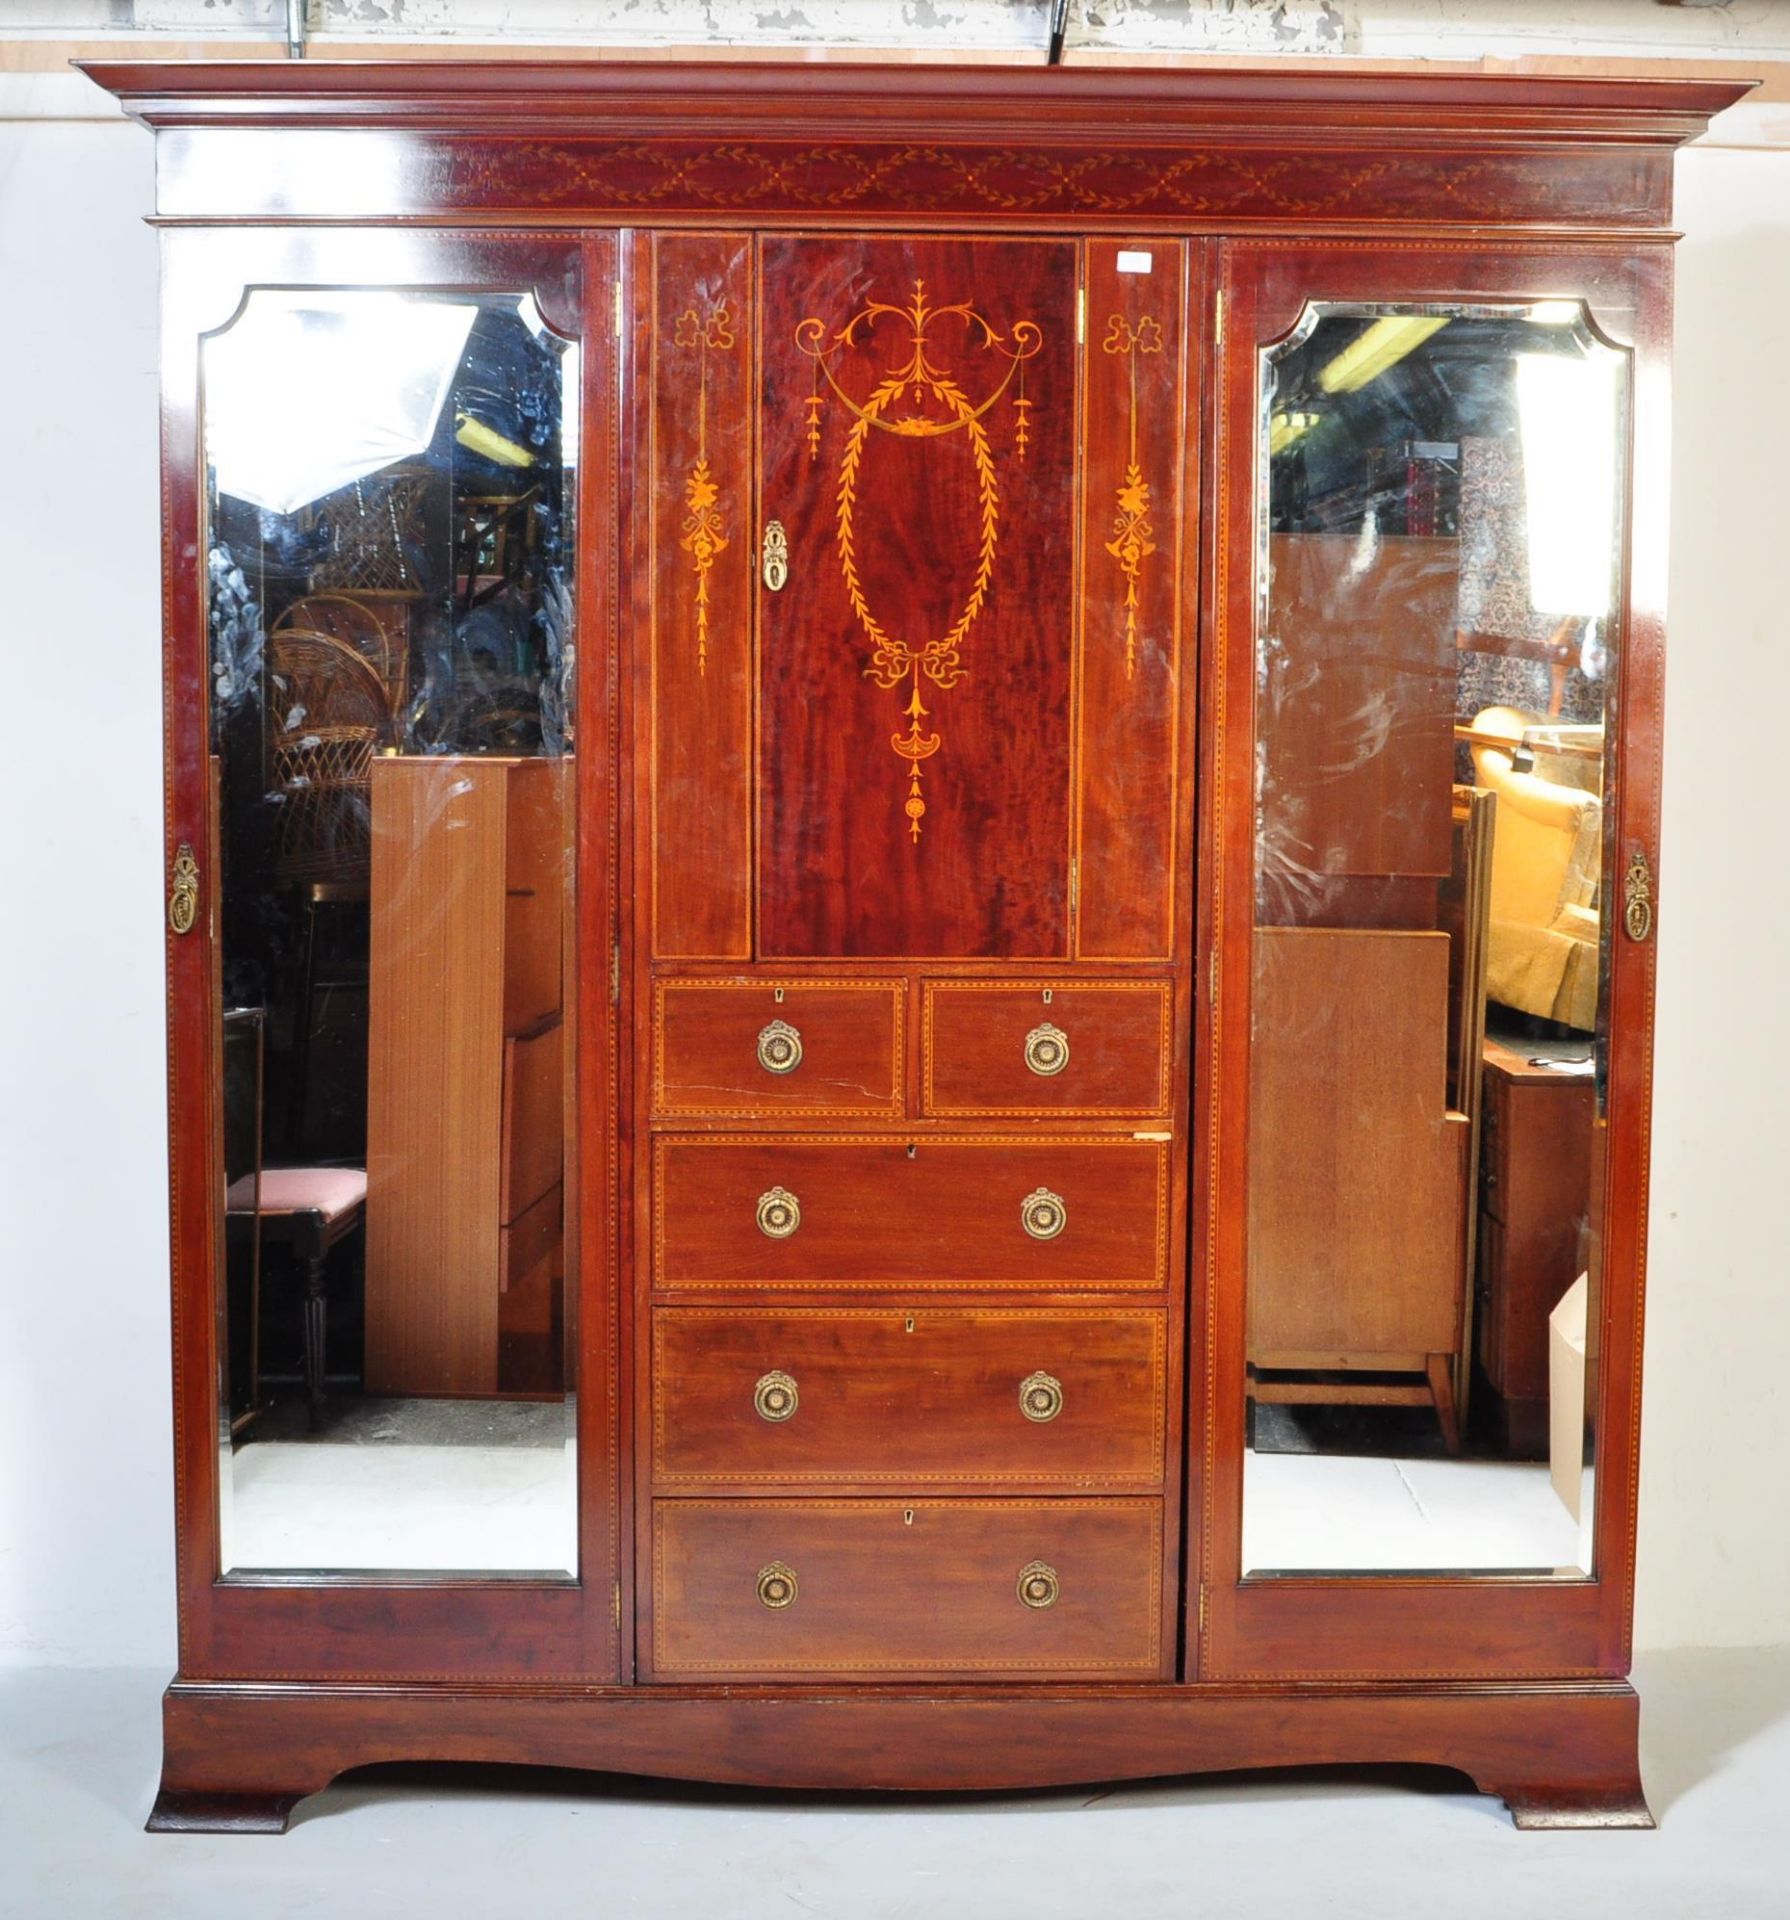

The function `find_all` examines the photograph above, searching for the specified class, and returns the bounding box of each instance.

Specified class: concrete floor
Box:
[3,1649,1788,1920]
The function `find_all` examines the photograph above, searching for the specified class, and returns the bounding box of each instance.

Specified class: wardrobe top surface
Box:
[82,58,1751,140]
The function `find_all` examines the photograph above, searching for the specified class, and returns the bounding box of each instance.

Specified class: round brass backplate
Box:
[1016,1560,1060,1610]
[1023,1020,1069,1077]
[1020,1187,1066,1242]
[757,1017,803,1074]
[1018,1370,1064,1423]
[754,1369,799,1422]
[757,1561,798,1609]
[756,1186,802,1239]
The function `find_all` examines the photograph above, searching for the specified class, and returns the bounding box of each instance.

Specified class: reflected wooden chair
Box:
[227,1165,368,1431]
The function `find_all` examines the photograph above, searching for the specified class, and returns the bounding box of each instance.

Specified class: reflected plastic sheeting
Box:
[205,288,581,1577]
[1243,302,1625,1577]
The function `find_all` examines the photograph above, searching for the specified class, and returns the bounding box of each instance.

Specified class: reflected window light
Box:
[1516,351,1620,617]
[206,292,479,515]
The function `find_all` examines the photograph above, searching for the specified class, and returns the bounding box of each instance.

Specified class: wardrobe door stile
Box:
[1076,239,1189,965]
[650,231,755,963]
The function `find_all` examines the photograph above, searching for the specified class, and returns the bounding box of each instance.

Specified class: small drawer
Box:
[654,1136,1168,1292]
[651,1497,1164,1678]
[922,981,1172,1116]
[500,1019,563,1225]
[654,979,904,1116]
[652,1308,1166,1488]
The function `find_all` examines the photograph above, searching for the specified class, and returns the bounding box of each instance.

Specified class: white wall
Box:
[0,112,173,1667]
[0,109,1784,1667]
[1640,145,1790,1654]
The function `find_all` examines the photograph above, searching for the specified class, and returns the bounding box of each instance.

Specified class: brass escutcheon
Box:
[761,519,789,592]
[756,1186,801,1239]
[1018,1370,1064,1423]
[1023,1020,1069,1077]
[757,1017,803,1074]
[167,842,200,936]
[756,1561,798,1609]
[1016,1560,1060,1610]
[754,1369,799,1422]
[1020,1187,1066,1242]
[1623,846,1654,943]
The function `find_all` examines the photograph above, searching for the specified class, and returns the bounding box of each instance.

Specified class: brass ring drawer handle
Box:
[1024,1020,1069,1077]
[1017,1560,1060,1610]
[754,1369,799,1422]
[757,1561,798,1609]
[756,1187,801,1239]
[1021,1187,1066,1241]
[1019,1370,1063,1423]
[757,1018,803,1074]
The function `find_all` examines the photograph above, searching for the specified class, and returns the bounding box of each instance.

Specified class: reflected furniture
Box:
[97,58,1739,1835]
[1247,927,1470,1451]
[1467,706,1604,1031]
[1477,1036,1597,1458]
[226,1163,367,1432]
[364,754,567,1397]
[219,1009,264,1436]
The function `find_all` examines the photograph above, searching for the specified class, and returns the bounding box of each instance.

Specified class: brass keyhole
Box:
[762,520,789,592]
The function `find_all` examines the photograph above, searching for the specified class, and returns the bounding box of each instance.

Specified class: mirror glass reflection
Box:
[1244,302,1624,1575]
[206,289,579,1575]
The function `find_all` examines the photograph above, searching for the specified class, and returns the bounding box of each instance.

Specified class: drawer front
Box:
[654,1136,1169,1291]
[652,1498,1164,1678]
[655,979,904,1116]
[923,981,1172,1116]
[653,1308,1166,1487]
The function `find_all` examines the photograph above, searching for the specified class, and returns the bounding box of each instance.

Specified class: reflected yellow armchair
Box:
[1466,706,1602,1031]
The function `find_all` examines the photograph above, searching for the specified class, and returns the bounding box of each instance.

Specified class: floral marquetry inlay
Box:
[1101,314,1165,680]
[674,300,737,673]
[796,279,1042,841]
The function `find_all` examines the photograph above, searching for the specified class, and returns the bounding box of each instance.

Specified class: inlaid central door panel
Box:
[756,235,1080,958]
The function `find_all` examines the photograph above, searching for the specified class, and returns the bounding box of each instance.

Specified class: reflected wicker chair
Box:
[266,627,389,888]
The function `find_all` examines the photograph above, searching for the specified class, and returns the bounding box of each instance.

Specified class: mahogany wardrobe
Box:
[87,59,1743,1832]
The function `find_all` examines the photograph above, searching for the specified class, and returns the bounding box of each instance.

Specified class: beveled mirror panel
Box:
[204,288,580,1575]
[1243,302,1625,1575]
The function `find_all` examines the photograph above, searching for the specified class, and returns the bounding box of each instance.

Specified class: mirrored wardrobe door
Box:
[1197,240,1666,1683]
[1243,296,1627,1579]
[202,283,583,1577]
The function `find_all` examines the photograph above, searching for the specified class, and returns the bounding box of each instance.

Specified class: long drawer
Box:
[653,1135,1170,1291]
[651,1497,1164,1679]
[654,978,904,1117]
[652,1307,1166,1487]
[922,981,1173,1117]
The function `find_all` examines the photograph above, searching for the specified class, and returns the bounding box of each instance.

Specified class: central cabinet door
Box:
[634,228,1189,1684]
[756,235,1080,958]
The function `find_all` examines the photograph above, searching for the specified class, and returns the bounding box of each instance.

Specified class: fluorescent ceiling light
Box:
[1317,315,1448,394]
[1268,409,1320,455]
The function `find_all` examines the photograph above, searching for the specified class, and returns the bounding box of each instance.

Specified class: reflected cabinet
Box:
[93,59,1743,1832]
